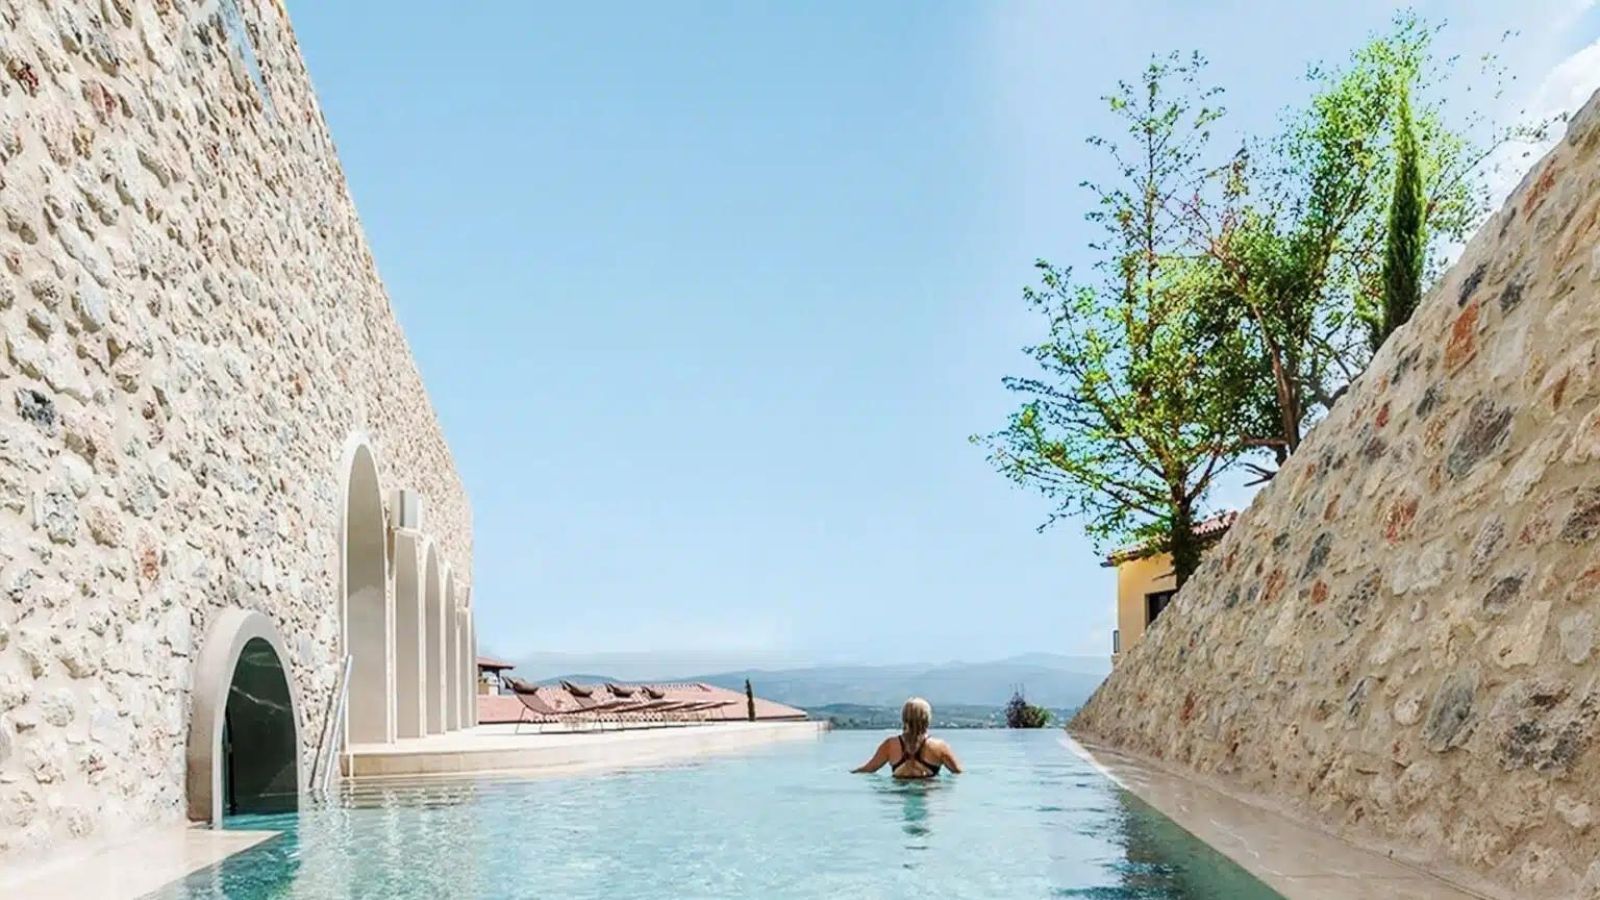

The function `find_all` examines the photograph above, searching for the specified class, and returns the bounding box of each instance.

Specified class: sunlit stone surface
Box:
[0,0,472,860]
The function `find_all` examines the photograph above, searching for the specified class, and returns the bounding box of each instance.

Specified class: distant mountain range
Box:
[514,652,1110,710]
[808,703,1010,729]
[690,654,1109,709]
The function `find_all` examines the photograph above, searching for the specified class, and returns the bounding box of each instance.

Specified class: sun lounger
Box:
[505,679,662,732]
[559,681,673,729]
[637,687,740,723]
[506,679,571,734]
[506,679,748,732]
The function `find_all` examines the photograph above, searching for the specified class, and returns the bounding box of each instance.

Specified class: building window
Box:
[1145,590,1176,626]
[1112,629,1120,654]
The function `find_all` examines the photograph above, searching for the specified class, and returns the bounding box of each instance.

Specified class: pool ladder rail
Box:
[308,654,353,801]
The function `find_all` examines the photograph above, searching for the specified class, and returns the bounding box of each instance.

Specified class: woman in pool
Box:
[852,697,962,778]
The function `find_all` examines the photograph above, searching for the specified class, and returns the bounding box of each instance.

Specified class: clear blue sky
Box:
[289,1,1597,668]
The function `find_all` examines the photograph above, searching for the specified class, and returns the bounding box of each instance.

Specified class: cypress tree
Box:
[1377,82,1425,350]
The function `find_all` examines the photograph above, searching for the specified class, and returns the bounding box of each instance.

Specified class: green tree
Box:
[1195,13,1551,478]
[1004,689,1053,729]
[976,54,1253,586]
[1376,82,1424,349]
[744,678,756,722]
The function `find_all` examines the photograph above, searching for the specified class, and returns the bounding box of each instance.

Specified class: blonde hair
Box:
[901,697,931,748]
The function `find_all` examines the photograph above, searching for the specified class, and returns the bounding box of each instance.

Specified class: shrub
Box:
[1005,689,1053,729]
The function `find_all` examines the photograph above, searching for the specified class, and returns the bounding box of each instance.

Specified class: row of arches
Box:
[340,437,476,746]
[187,434,476,826]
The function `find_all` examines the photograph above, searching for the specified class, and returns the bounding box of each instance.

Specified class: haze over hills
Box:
[509,652,1111,710]
[692,655,1108,709]
[507,651,812,683]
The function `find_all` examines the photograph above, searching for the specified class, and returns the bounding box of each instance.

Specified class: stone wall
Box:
[0,0,472,858]
[1074,91,1600,899]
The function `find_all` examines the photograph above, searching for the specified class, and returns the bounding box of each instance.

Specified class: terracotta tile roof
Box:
[1101,510,1238,567]
[475,656,517,672]
[477,681,808,724]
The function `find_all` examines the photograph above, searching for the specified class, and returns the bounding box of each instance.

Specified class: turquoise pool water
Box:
[148,731,1281,899]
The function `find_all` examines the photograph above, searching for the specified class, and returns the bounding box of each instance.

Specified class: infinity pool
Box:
[147,730,1280,899]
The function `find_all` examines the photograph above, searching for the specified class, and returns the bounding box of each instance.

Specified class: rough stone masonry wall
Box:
[0,0,472,859]
[1073,91,1600,899]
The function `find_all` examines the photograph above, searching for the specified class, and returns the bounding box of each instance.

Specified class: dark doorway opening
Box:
[1145,590,1176,627]
[221,637,299,816]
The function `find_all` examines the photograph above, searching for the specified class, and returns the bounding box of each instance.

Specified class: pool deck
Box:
[1065,734,1497,900]
[343,719,829,778]
[0,824,276,900]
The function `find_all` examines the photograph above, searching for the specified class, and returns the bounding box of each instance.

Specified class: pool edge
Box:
[343,719,830,778]
[1,825,278,900]
[1062,732,1498,900]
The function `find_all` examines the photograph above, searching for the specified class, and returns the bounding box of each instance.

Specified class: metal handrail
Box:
[320,655,353,797]
[308,654,352,799]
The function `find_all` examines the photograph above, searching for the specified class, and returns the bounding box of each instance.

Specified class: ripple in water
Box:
[147,731,1281,900]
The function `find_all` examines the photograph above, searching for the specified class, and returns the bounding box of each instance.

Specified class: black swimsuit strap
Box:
[897,736,939,772]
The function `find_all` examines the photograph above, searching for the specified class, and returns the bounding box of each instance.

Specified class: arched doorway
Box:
[444,568,460,730]
[187,609,302,825]
[424,543,445,735]
[225,638,299,813]
[340,439,391,745]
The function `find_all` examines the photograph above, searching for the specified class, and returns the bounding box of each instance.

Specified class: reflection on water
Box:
[868,777,946,853]
[1102,786,1282,900]
[149,732,1282,900]
[181,816,298,898]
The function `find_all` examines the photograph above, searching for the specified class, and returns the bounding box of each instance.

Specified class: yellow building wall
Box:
[1112,554,1177,666]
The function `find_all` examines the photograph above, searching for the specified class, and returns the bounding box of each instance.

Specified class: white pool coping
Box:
[344,719,830,778]
[1064,734,1497,900]
[0,825,276,900]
